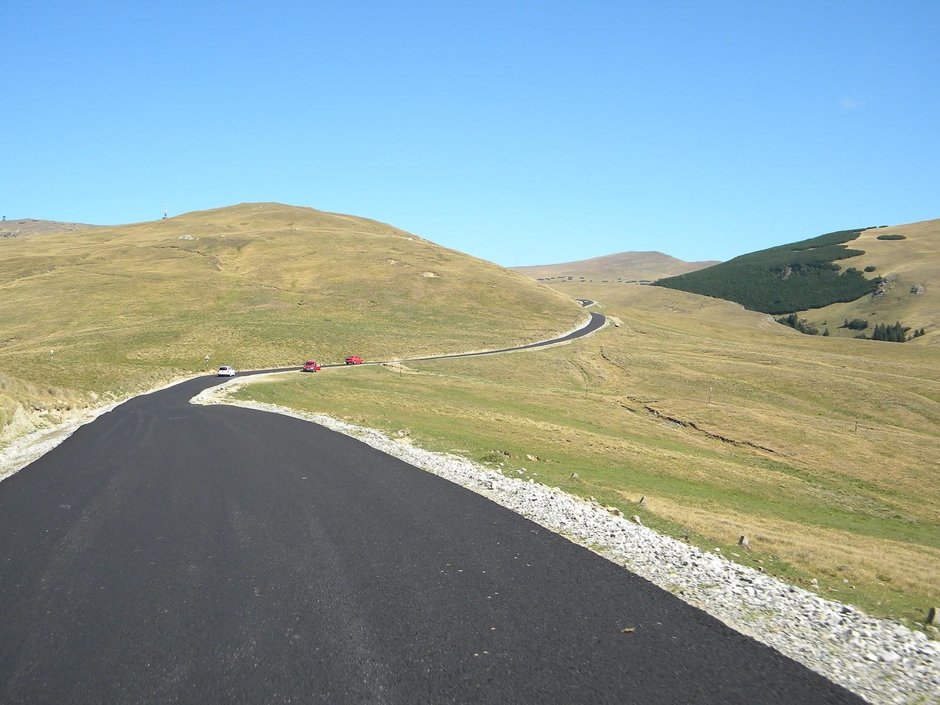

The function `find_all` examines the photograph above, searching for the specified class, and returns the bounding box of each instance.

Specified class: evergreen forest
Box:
[655,229,880,314]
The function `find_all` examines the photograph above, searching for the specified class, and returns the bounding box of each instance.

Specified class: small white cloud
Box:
[840,96,865,111]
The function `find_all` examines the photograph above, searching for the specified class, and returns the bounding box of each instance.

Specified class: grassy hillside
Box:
[228,282,940,625]
[6,203,939,623]
[794,218,940,344]
[0,219,97,238]
[514,251,718,284]
[655,228,879,314]
[0,202,582,441]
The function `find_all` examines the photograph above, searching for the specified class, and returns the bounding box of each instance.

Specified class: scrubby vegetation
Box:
[779,315,924,342]
[776,313,818,335]
[655,229,880,314]
[785,318,928,342]
[874,322,923,342]
[877,234,907,241]
[842,322,927,343]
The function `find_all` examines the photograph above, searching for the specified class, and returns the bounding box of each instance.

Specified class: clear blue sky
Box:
[2,1,938,265]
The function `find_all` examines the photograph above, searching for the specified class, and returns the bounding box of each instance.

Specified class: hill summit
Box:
[514,251,718,284]
[0,202,583,441]
[0,218,96,238]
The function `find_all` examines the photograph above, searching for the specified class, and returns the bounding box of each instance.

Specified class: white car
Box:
[217,366,236,377]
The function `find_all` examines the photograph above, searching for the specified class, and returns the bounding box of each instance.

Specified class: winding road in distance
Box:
[0,309,864,704]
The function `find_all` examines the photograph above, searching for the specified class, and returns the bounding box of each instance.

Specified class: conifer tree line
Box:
[778,316,926,341]
[871,322,909,342]
[655,225,930,343]
[776,313,818,335]
[655,229,877,314]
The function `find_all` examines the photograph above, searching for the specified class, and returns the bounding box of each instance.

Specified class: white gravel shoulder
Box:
[193,385,940,705]
[0,374,202,484]
[0,402,122,483]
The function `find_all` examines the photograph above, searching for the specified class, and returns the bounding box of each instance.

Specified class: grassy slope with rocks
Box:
[230,282,940,626]
[0,202,582,442]
[793,218,940,344]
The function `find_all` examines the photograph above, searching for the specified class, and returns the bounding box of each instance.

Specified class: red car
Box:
[344,355,364,365]
[302,360,321,372]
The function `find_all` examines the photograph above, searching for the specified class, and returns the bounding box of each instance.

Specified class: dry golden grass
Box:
[0,373,87,440]
[0,203,581,439]
[653,497,940,605]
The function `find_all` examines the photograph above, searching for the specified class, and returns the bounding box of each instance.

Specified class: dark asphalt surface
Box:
[407,312,607,362]
[0,319,865,704]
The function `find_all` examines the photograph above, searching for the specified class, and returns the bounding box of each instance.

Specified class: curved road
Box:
[401,311,606,364]
[300,311,606,370]
[0,313,863,704]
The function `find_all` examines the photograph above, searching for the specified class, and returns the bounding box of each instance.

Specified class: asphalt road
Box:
[407,312,607,363]
[318,311,606,369]
[0,319,865,704]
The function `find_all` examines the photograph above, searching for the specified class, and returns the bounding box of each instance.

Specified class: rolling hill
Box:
[0,202,582,442]
[794,218,940,343]
[3,202,938,624]
[0,218,97,238]
[654,219,939,344]
[513,251,718,284]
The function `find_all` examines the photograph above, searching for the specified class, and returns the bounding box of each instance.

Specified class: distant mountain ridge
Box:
[514,251,719,283]
[0,218,98,238]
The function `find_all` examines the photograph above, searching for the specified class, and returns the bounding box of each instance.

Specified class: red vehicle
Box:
[344,355,364,365]
[302,360,321,372]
